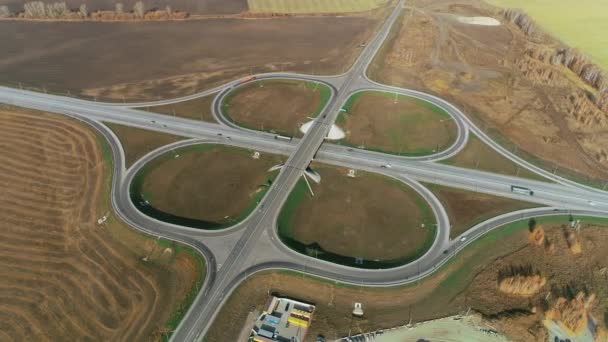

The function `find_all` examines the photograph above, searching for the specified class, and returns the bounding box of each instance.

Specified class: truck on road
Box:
[511,185,534,196]
[275,135,292,142]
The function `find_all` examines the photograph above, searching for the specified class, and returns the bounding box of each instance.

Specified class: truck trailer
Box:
[511,185,534,196]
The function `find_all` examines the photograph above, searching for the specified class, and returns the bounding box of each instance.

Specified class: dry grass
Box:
[209,217,608,341]
[339,91,458,155]
[105,123,185,168]
[424,183,539,238]
[0,0,247,15]
[0,14,379,101]
[442,133,548,182]
[370,0,608,187]
[223,79,328,137]
[137,145,284,226]
[0,106,202,341]
[247,0,388,13]
[280,165,436,262]
[140,94,217,123]
[208,219,608,341]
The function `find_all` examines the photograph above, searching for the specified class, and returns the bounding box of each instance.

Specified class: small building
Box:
[250,296,315,342]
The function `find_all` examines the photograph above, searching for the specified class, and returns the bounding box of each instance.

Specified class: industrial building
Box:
[250,296,315,342]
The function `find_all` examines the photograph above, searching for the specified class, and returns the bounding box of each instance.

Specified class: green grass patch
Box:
[95,133,114,168]
[309,82,332,118]
[487,0,608,69]
[161,245,207,342]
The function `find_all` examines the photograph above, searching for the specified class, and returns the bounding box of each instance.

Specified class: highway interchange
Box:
[2,0,608,340]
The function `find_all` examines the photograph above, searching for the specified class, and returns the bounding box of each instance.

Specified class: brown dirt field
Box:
[224,80,323,136]
[0,10,383,101]
[465,223,608,341]
[105,123,185,168]
[140,93,216,122]
[368,0,608,187]
[0,105,203,341]
[0,0,247,15]
[442,133,548,182]
[341,91,458,155]
[425,183,539,238]
[208,219,608,341]
[140,145,284,225]
[284,166,435,261]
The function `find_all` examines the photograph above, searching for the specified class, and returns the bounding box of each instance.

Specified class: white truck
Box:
[274,135,292,142]
[511,185,534,196]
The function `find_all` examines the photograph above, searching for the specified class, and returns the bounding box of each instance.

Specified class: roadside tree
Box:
[133,1,144,18]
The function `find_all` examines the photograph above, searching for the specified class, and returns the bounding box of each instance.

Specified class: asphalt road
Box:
[2,0,608,340]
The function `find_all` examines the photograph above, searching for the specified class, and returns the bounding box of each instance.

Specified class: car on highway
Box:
[460,236,467,242]
[380,164,392,169]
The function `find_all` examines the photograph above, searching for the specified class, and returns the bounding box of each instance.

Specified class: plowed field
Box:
[0,0,246,15]
[0,13,380,102]
[0,107,201,341]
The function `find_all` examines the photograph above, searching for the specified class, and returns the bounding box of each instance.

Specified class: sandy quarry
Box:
[370,0,608,185]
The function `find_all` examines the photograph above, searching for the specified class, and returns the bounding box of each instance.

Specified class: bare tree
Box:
[133,0,144,18]
[165,5,171,16]
[46,2,69,18]
[24,1,47,18]
[115,2,124,13]
[0,5,11,18]
[79,3,87,17]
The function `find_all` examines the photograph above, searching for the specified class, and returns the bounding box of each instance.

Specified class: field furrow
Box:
[0,106,202,341]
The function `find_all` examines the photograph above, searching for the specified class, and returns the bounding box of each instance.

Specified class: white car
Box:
[380,164,392,169]
[460,236,467,242]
